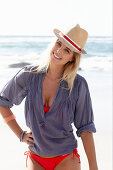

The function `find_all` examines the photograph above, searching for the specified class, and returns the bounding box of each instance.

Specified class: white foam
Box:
[80,56,112,72]
[87,36,112,43]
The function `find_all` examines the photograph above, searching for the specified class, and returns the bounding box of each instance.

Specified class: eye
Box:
[56,41,61,46]
[65,49,70,53]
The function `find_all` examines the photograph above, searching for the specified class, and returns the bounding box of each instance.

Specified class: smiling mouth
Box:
[53,52,62,60]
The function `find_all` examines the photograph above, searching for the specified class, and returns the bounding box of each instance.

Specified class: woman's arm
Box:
[80,131,98,170]
[0,106,34,145]
[0,106,23,139]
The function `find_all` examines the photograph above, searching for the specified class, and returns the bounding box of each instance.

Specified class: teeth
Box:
[54,53,61,59]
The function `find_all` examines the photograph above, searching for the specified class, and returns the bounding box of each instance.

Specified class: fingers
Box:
[22,131,35,146]
[27,132,34,142]
[27,133,34,144]
[28,133,33,138]
[26,140,34,146]
[28,137,34,143]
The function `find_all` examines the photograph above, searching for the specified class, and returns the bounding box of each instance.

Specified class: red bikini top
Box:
[44,106,50,113]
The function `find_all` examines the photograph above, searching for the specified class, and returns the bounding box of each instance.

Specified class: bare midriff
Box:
[29,149,57,158]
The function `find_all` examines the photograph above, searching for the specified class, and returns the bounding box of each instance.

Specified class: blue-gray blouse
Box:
[0,65,96,156]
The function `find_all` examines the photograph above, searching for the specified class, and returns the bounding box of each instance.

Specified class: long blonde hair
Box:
[29,38,82,95]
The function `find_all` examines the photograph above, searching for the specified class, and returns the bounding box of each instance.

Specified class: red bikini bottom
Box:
[24,148,81,170]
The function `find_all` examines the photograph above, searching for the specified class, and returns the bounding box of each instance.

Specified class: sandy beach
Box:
[0,126,112,170]
[0,68,112,170]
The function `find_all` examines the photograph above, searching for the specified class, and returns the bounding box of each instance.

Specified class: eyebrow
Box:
[65,47,71,52]
[57,39,72,52]
[57,39,61,43]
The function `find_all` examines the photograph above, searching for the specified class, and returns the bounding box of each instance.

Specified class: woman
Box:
[0,24,98,170]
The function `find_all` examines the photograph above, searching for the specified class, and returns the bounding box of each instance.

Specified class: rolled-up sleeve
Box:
[74,77,96,137]
[0,66,29,108]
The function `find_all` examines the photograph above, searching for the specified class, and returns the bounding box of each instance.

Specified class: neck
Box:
[47,63,64,80]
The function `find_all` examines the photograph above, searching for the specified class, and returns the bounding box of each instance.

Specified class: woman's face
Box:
[50,39,74,66]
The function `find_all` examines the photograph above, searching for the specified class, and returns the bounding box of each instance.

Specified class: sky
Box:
[0,0,112,36]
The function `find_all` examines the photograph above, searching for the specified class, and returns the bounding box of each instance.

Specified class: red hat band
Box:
[59,31,82,53]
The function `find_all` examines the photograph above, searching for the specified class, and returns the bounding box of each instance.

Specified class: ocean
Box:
[0,36,112,170]
[0,35,112,132]
[0,35,112,72]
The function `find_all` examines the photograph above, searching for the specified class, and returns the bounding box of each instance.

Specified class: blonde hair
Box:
[29,38,82,95]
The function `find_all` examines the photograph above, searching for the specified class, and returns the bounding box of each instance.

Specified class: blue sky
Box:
[0,0,112,36]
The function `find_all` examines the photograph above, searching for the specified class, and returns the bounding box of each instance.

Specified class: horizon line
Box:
[0,35,112,37]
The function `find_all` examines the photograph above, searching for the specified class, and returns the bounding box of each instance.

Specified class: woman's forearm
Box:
[80,131,98,170]
[0,106,23,139]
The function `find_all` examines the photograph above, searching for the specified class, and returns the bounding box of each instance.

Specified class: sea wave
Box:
[0,54,111,72]
[0,36,112,72]
[80,56,112,71]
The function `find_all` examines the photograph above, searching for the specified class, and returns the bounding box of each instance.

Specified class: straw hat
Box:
[53,24,88,54]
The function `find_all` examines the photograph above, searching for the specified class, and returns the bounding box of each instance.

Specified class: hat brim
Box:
[53,28,87,54]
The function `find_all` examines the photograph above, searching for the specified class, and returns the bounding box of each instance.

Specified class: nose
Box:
[56,46,62,54]
[56,47,60,53]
